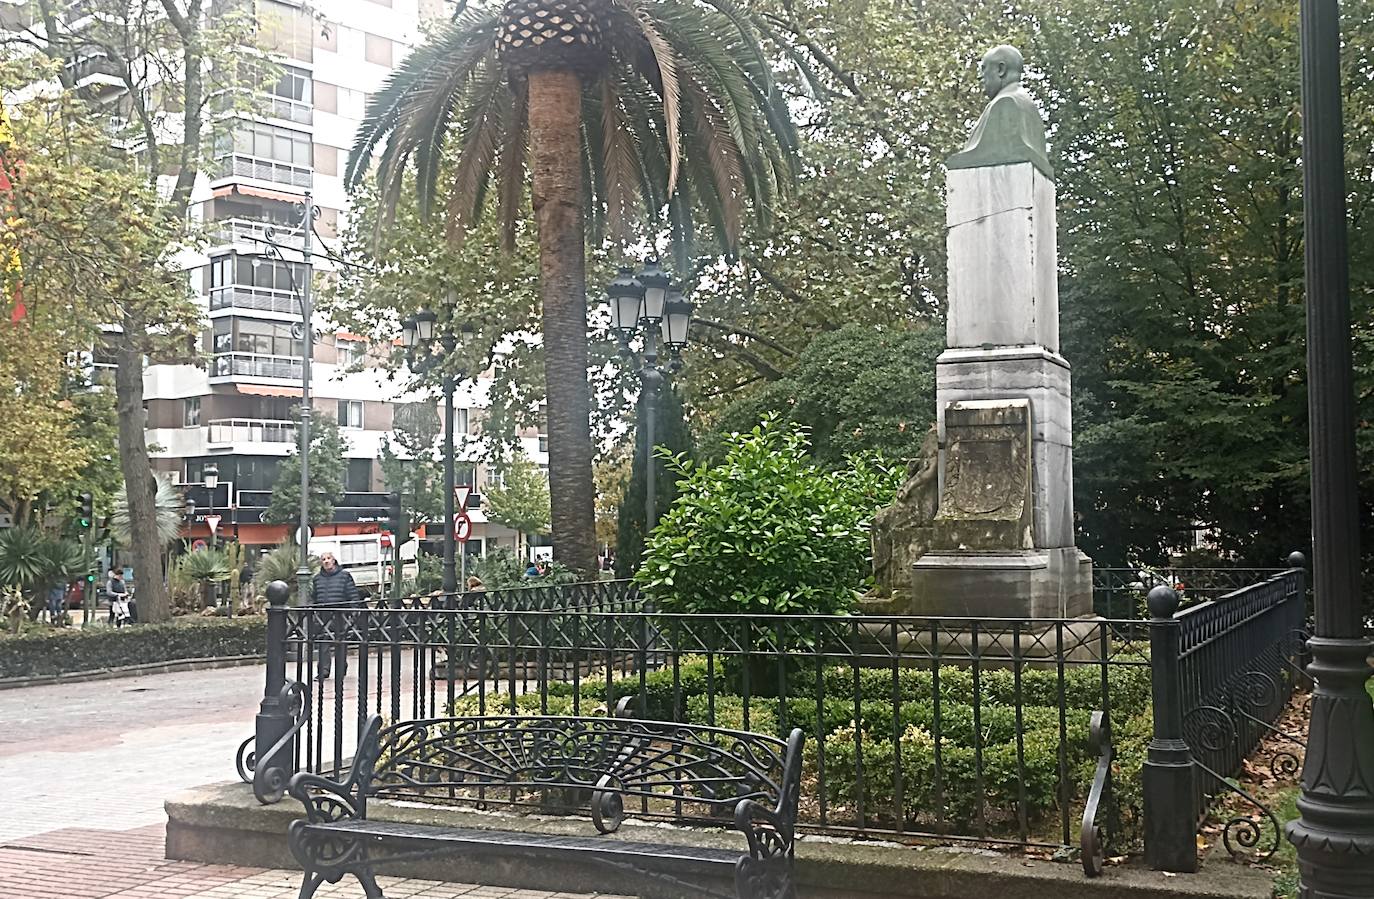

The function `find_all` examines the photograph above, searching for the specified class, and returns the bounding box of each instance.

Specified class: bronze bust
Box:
[947,45,1052,179]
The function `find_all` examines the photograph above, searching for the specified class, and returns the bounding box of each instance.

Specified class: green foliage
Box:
[179,548,232,584]
[379,402,445,528]
[265,414,347,528]
[469,548,579,590]
[0,526,52,590]
[252,542,318,604]
[486,452,551,535]
[636,418,902,615]
[705,323,943,467]
[0,617,267,679]
[615,384,694,576]
[110,476,186,549]
[484,451,551,552]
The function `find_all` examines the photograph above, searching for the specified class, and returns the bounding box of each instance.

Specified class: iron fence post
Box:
[1143,585,1198,873]
[255,581,295,777]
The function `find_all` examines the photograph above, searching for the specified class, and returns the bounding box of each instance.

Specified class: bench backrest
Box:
[361,715,797,822]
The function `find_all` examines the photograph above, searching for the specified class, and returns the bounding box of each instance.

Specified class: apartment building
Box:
[6,0,550,559]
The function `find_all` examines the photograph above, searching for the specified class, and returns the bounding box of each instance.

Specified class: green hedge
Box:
[455,655,1153,846]
[0,617,268,679]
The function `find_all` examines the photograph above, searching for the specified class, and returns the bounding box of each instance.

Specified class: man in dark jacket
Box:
[312,552,359,679]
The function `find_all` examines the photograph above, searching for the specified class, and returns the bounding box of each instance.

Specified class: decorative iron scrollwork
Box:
[253,679,309,805]
[1080,711,1113,877]
[235,735,255,784]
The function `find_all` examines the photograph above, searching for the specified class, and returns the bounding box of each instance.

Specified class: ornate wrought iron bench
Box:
[286,714,805,899]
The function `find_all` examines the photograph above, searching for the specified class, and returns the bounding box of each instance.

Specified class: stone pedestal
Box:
[908,158,1092,620]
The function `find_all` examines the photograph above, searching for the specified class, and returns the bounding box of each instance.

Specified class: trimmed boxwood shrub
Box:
[0,617,268,679]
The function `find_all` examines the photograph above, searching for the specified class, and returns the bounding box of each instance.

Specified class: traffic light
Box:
[386,492,407,541]
[78,493,93,529]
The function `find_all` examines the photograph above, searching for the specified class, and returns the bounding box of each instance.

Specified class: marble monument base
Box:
[909,547,1093,620]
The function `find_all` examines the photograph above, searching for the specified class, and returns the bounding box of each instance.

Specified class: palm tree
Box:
[348,0,801,575]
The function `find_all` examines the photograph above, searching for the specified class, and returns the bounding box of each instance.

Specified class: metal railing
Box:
[1093,566,1287,619]
[1142,562,1309,869]
[208,217,304,251]
[212,154,312,189]
[252,598,1139,865]
[262,94,312,125]
[210,352,302,381]
[209,284,301,315]
[207,418,297,444]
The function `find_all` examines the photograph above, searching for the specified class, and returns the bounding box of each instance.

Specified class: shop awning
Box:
[236,384,302,397]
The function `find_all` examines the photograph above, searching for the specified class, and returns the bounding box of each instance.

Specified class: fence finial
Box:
[1286,551,1307,570]
[1147,585,1179,618]
[266,580,290,607]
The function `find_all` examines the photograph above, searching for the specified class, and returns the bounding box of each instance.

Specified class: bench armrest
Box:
[286,715,383,824]
[732,728,803,868]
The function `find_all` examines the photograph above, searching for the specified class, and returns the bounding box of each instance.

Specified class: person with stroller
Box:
[107,569,132,627]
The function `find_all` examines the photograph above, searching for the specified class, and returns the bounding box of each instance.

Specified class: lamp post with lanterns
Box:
[606,260,693,532]
[401,305,472,598]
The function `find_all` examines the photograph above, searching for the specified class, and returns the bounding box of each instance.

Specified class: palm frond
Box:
[600,74,641,246]
[111,476,185,549]
[444,58,511,245]
[681,77,744,248]
[347,10,500,198]
[495,79,529,251]
[612,0,682,196]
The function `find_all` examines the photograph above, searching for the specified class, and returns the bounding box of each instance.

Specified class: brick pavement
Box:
[0,667,627,899]
[0,824,626,899]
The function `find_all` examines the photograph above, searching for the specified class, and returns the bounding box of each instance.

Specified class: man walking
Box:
[312,552,359,679]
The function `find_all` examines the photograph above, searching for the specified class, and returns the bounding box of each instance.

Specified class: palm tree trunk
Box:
[528,69,597,577]
[114,312,171,621]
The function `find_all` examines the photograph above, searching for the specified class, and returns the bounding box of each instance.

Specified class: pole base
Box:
[1286,636,1374,898]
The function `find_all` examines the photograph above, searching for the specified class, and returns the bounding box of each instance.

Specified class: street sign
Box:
[455,484,473,510]
[296,525,312,546]
[192,539,208,552]
[455,514,473,542]
[205,515,221,535]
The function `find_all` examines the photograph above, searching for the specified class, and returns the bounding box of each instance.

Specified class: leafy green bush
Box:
[0,617,267,678]
[636,417,901,616]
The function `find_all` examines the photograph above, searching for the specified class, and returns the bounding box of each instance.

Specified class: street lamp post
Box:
[607,261,693,532]
[261,193,319,605]
[402,307,468,599]
[1286,2,1374,895]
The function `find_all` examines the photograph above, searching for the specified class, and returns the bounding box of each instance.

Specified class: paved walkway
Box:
[0,665,623,898]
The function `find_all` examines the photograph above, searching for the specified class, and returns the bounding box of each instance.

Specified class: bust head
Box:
[978,45,1024,99]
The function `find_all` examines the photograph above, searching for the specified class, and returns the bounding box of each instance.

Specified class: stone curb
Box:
[0,654,265,690]
[166,781,1274,899]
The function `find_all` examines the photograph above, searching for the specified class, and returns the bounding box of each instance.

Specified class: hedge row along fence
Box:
[0,618,267,679]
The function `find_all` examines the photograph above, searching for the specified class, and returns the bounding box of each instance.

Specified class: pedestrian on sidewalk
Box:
[311,552,359,680]
[46,580,66,624]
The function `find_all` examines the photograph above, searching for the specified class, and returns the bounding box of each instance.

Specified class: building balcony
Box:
[209,284,300,316]
[210,352,302,383]
[206,417,297,445]
[208,217,304,251]
[211,154,312,190]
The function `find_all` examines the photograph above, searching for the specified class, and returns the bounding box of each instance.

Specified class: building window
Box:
[260,0,314,61]
[226,122,311,167]
[183,397,201,427]
[538,435,548,455]
[344,458,372,492]
[338,400,363,429]
[336,338,363,368]
[364,33,393,66]
[270,66,311,105]
[455,407,469,435]
[213,317,302,358]
[210,253,307,295]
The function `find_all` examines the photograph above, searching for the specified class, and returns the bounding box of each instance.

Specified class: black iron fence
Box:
[1092,566,1287,619]
[240,562,1310,875]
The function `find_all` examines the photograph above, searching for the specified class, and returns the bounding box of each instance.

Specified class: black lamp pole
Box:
[403,308,465,599]
[1286,2,1374,895]
[607,261,692,536]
